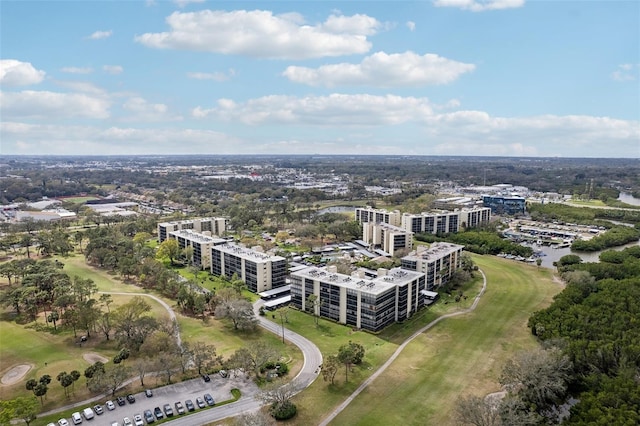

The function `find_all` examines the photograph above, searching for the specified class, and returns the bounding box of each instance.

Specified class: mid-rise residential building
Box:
[158,217,228,242]
[401,242,464,290]
[355,207,402,227]
[483,196,526,215]
[400,207,491,234]
[167,229,226,269]
[210,243,287,293]
[362,222,413,256]
[290,265,426,332]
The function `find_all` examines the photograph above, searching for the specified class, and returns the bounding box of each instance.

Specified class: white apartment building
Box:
[210,243,287,293]
[167,229,226,269]
[401,207,491,235]
[362,222,413,257]
[401,242,465,290]
[290,265,426,332]
[355,207,402,227]
[158,217,228,242]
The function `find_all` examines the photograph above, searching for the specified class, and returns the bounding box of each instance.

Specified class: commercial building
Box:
[400,207,491,235]
[355,207,402,227]
[362,222,413,257]
[482,196,526,215]
[210,243,287,293]
[290,265,427,332]
[401,242,465,290]
[158,217,228,242]
[167,229,226,269]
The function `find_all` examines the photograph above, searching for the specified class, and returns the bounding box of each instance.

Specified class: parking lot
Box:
[52,374,259,426]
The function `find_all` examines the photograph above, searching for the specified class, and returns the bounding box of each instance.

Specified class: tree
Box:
[321,354,339,385]
[84,361,104,387]
[337,341,365,382]
[132,357,151,387]
[112,296,158,351]
[57,371,73,397]
[69,370,81,392]
[455,395,500,426]
[257,382,301,421]
[229,341,279,377]
[11,396,38,426]
[190,341,219,375]
[156,238,181,266]
[234,411,275,426]
[32,383,47,405]
[305,294,322,327]
[215,299,258,331]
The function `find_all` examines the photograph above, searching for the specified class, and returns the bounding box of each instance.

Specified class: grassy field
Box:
[325,255,560,426]
[58,196,100,204]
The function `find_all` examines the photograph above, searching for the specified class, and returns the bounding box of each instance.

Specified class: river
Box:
[524,239,640,269]
[617,192,640,206]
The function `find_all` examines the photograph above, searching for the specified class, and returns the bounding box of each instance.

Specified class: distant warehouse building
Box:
[482,196,525,215]
[210,243,287,293]
[290,265,427,332]
[158,217,228,242]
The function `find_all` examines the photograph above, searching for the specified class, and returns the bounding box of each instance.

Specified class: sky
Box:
[1,0,639,157]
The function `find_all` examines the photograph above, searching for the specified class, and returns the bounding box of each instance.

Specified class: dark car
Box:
[143,410,155,424]
[126,394,135,404]
[174,401,185,415]
[202,374,210,382]
[203,394,214,406]
[185,400,195,412]
[145,389,153,398]
[116,396,126,406]
[195,397,205,409]
[153,407,164,420]
[163,404,174,417]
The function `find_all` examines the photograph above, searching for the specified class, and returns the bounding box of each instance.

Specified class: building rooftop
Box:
[214,243,286,262]
[169,229,226,244]
[403,242,465,262]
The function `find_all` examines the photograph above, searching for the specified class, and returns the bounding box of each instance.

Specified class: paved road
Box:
[318,269,488,426]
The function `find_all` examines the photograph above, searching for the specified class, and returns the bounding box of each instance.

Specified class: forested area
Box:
[415,230,534,257]
[527,247,640,424]
[528,203,640,225]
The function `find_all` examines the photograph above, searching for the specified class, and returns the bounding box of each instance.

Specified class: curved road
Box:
[318,269,488,426]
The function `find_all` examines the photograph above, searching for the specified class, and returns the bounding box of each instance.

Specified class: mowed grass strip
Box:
[325,255,560,426]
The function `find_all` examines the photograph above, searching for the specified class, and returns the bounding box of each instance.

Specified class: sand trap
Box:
[83,352,108,364]
[1,364,33,386]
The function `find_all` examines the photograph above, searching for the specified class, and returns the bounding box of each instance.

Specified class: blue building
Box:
[483,195,525,215]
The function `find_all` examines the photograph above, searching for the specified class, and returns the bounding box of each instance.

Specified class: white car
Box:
[133,414,144,426]
[105,400,116,411]
[123,417,132,426]
[57,420,69,426]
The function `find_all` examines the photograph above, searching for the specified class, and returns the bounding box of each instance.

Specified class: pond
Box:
[617,192,640,206]
[316,205,356,215]
[523,239,640,269]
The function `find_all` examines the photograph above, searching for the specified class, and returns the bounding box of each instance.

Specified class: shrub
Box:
[270,401,297,420]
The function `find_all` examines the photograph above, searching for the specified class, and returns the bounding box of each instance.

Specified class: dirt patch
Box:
[83,352,108,364]
[484,390,507,405]
[1,364,33,386]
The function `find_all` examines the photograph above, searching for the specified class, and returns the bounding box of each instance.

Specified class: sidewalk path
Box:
[318,269,488,426]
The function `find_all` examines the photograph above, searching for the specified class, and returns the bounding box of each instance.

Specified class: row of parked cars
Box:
[117,393,215,426]
[48,394,138,426]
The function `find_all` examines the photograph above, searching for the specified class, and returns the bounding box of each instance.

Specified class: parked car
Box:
[133,414,144,426]
[204,393,214,406]
[202,374,210,382]
[163,404,174,417]
[57,420,69,426]
[82,407,95,420]
[174,401,185,415]
[145,389,153,398]
[219,369,228,378]
[116,396,126,406]
[110,422,119,426]
[105,400,116,411]
[126,394,136,403]
[143,410,155,424]
[185,400,195,412]
[71,412,82,425]
[123,417,132,426]
[196,397,205,409]
[153,407,164,420]
[93,404,104,415]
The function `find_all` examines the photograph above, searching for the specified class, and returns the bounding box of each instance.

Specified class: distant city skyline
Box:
[1,1,638,157]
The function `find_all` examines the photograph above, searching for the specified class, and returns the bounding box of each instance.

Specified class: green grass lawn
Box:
[325,255,560,426]
[59,196,100,204]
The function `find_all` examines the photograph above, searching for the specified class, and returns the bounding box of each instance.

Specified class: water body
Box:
[525,239,640,269]
[617,192,640,206]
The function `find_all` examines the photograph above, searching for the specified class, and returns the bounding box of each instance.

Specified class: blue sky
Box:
[1,0,638,157]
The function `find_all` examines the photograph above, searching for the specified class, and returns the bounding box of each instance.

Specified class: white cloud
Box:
[187,70,235,81]
[173,0,205,7]
[0,90,110,119]
[611,63,639,82]
[122,97,181,122]
[192,93,435,125]
[0,60,46,86]
[406,21,416,31]
[103,65,124,75]
[135,10,381,59]
[61,66,94,74]
[54,81,108,96]
[88,30,113,40]
[0,122,242,155]
[282,51,475,87]
[433,0,525,12]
